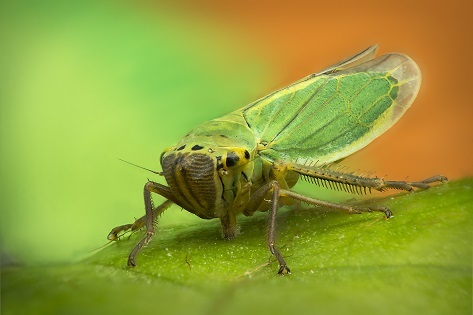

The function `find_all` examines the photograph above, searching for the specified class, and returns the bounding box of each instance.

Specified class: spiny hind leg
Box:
[381,175,448,191]
[288,162,447,193]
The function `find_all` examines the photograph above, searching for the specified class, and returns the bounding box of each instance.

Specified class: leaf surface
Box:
[3,178,472,315]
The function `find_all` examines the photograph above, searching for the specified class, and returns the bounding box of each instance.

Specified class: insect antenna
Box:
[88,240,114,253]
[118,158,164,176]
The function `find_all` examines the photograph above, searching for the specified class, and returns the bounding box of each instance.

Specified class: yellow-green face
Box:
[160,139,254,220]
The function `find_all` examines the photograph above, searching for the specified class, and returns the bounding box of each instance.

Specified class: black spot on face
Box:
[176,145,186,151]
[225,151,239,167]
[244,150,250,159]
[191,145,204,151]
[219,134,228,138]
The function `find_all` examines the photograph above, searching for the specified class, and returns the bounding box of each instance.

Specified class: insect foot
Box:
[269,241,291,275]
[278,265,291,275]
[378,207,393,219]
[127,257,136,267]
[368,206,393,219]
[107,224,133,241]
[127,230,155,267]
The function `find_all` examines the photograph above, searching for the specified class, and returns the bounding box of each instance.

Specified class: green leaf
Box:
[2,178,472,315]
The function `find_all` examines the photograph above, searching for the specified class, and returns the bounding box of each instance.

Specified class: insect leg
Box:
[247,179,394,275]
[289,163,447,193]
[279,190,393,218]
[220,212,239,240]
[107,223,134,241]
[107,199,174,241]
[382,175,448,191]
[246,180,291,275]
[268,183,292,275]
[127,181,175,267]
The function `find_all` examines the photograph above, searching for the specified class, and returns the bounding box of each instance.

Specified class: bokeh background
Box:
[1,0,471,265]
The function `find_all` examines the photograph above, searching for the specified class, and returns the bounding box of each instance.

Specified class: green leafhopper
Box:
[108,46,446,274]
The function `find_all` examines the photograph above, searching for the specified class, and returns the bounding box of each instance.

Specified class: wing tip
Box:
[388,53,422,119]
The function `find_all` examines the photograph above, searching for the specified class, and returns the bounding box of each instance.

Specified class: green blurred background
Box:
[1,0,471,266]
[0,1,272,264]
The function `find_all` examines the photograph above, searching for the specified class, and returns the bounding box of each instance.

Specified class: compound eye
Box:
[225,151,240,168]
[160,147,175,164]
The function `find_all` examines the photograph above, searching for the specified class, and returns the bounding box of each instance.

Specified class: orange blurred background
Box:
[171,0,472,180]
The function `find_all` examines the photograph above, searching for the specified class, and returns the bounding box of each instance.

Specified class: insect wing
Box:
[243,52,421,165]
[293,45,379,83]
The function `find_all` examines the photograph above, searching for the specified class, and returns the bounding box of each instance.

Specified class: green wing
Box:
[243,47,421,165]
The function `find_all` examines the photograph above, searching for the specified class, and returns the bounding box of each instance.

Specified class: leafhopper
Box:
[108,46,446,274]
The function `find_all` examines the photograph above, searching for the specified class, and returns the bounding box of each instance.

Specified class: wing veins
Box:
[270,82,338,146]
[260,90,296,138]
[271,72,394,152]
[267,77,330,146]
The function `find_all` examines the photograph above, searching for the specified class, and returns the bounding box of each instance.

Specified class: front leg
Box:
[246,180,291,275]
[128,181,176,267]
[107,199,174,241]
[107,180,177,267]
[220,211,239,240]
